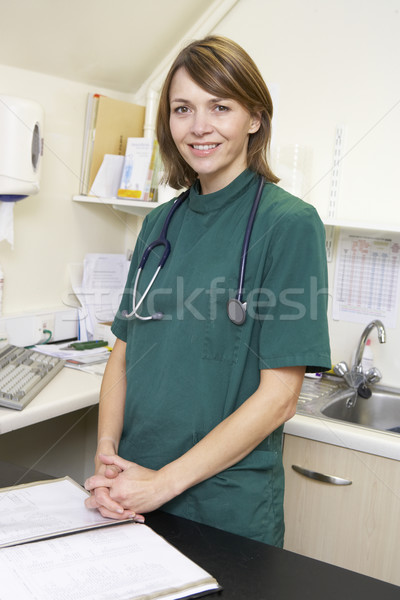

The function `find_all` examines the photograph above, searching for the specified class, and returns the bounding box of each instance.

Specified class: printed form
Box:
[332,230,400,327]
[0,478,220,600]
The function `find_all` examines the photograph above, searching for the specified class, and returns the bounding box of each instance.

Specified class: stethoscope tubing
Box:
[130,265,162,320]
[126,177,264,323]
[236,176,264,303]
[125,189,190,320]
[138,189,190,271]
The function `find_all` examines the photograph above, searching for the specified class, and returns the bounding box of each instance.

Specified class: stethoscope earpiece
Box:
[151,312,164,321]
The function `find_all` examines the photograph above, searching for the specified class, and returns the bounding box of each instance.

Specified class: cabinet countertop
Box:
[0,368,398,461]
[284,412,400,461]
[0,367,101,435]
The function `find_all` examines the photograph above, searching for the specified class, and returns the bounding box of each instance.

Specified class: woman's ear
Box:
[249,112,262,134]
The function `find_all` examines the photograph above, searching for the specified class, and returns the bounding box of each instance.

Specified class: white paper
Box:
[71,253,129,340]
[34,341,109,375]
[89,154,124,198]
[332,230,400,327]
[0,524,219,600]
[0,478,123,548]
[0,478,219,600]
[0,201,14,246]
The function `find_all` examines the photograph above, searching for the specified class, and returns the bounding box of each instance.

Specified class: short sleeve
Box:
[255,204,331,372]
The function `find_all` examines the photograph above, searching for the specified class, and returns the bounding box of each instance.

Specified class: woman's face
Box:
[169,67,260,194]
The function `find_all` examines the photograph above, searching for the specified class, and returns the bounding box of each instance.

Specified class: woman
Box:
[84,36,331,546]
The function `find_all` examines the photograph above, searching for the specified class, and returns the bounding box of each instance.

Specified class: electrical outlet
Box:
[2,308,78,346]
[39,313,55,342]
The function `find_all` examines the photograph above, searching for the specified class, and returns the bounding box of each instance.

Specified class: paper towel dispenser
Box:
[0,96,44,201]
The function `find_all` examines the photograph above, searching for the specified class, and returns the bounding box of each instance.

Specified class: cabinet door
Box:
[283,434,400,586]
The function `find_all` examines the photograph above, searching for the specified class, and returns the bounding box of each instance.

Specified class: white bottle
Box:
[0,264,3,317]
[361,338,373,372]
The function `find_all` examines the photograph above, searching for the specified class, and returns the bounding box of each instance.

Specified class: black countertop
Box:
[2,462,399,600]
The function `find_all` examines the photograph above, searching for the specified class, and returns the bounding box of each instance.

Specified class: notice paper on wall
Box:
[71,253,130,341]
[332,230,400,327]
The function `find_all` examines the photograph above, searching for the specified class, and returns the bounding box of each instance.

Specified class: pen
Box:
[68,340,109,351]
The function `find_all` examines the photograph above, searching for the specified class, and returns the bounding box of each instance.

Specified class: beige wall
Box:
[213,0,400,224]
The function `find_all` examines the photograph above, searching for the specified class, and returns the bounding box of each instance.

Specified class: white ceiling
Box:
[0,0,217,93]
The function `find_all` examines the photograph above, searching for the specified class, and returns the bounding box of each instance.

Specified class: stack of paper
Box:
[34,342,110,375]
[0,478,221,600]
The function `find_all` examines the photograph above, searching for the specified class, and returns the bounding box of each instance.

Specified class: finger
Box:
[84,494,100,510]
[97,506,135,520]
[84,475,113,491]
[98,453,134,471]
[104,464,121,478]
[132,513,146,523]
[85,490,145,523]
[86,487,126,515]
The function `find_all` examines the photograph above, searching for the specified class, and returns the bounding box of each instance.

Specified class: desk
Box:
[1,462,399,600]
[0,367,100,435]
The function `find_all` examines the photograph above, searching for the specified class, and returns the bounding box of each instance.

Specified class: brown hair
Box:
[156,35,279,190]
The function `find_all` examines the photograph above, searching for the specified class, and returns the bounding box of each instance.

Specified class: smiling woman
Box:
[84,36,331,548]
[157,35,279,190]
[168,69,261,194]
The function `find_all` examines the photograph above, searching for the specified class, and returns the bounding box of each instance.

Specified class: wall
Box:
[211,0,400,386]
[0,65,139,316]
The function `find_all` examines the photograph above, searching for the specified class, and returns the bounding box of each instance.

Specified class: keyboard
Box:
[0,344,64,410]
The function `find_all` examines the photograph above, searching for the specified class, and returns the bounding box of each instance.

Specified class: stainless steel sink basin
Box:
[321,388,400,433]
[297,376,400,434]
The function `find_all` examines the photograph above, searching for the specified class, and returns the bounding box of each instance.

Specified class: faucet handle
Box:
[365,367,382,385]
[333,361,349,377]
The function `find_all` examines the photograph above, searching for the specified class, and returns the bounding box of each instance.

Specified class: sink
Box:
[321,388,400,433]
[297,376,400,434]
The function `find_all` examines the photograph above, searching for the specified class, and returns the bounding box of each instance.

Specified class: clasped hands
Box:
[84,454,169,522]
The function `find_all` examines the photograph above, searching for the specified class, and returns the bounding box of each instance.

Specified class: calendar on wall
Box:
[332,230,400,328]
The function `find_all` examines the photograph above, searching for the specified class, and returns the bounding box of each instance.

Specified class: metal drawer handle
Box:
[292,465,352,486]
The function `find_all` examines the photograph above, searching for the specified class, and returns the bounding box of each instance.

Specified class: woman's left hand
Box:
[84,454,171,515]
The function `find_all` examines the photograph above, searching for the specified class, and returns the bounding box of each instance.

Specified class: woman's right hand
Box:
[85,439,143,521]
[85,464,129,519]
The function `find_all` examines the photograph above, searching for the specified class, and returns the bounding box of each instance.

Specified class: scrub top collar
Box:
[188,169,259,214]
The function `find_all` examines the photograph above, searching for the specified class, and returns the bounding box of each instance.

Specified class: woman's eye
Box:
[174,106,189,114]
[216,105,229,112]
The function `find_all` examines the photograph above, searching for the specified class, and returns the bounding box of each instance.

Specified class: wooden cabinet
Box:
[282,434,400,586]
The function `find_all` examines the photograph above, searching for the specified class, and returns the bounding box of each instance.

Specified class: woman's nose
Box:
[191,111,213,136]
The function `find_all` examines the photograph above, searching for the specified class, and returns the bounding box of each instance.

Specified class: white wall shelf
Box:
[74,196,400,233]
[323,218,400,234]
[73,195,162,217]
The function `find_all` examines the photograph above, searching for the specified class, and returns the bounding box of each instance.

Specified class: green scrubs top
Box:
[112,169,331,546]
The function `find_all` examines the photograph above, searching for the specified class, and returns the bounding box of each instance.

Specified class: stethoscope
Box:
[124,175,265,326]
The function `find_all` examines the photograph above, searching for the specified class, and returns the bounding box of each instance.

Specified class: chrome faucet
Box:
[353,320,386,371]
[334,320,386,408]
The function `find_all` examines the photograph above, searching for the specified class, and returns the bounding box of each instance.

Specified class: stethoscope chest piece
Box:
[227,298,247,326]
